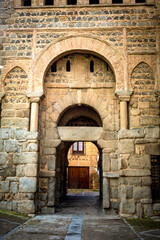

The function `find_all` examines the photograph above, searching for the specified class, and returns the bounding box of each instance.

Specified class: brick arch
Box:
[33,35,125,94]
[49,90,109,127]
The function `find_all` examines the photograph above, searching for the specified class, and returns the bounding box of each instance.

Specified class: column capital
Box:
[26,91,44,103]
[115,90,133,102]
[0,92,5,103]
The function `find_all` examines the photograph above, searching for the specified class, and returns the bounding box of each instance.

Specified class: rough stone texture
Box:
[19,177,37,193]
[18,200,35,213]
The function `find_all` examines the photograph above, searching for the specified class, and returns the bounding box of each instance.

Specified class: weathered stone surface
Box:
[5,140,19,153]
[119,140,134,154]
[145,127,160,139]
[18,200,35,213]
[7,177,19,181]
[19,177,37,193]
[143,204,153,217]
[26,164,37,177]
[41,139,61,148]
[120,177,141,186]
[1,181,9,192]
[58,127,103,141]
[10,182,18,193]
[0,153,8,164]
[102,154,110,172]
[13,152,38,164]
[0,128,13,140]
[0,201,12,211]
[0,165,16,177]
[16,165,25,177]
[133,187,151,200]
[47,177,55,206]
[0,140,4,152]
[28,143,38,152]
[145,143,160,155]
[128,154,151,170]
[119,129,145,139]
[98,140,118,149]
[136,203,143,218]
[142,177,152,186]
[42,147,56,155]
[48,155,56,171]
[39,171,56,177]
[121,185,133,199]
[120,199,135,214]
[120,170,150,177]
[46,129,59,139]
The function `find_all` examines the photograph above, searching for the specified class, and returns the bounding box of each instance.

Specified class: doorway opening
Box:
[56,141,102,214]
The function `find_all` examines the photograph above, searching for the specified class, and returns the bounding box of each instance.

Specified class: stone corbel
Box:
[115,90,133,129]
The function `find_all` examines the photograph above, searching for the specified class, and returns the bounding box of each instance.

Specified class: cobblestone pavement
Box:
[1,191,159,240]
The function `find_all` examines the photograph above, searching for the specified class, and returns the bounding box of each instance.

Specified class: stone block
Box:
[98,140,118,149]
[145,144,160,155]
[0,140,4,152]
[0,153,8,164]
[133,187,151,200]
[1,118,29,129]
[14,152,38,165]
[46,129,59,139]
[102,154,111,172]
[16,165,25,177]
[7,177,19,182]
[119,140,134,154]
[119,129,145,139]
[111,187,118,199]
[27,132,38,140]
[121,185,133,199]
[26,164,37,177]
[145,127,160,139]
[1,181,9,192]
[41,139,61,148]
[48,155,56,171]
[120,199,135,214]
[120,169,150,177]
[5,140,19,153]
[19,177,37,193]
[128,154,151,170]
[15,129,27,141]
[0,128,12,140]
[136,203,143,218]
[120,177,141,186]
[143,204,153,217]
[10,182,18,193]
[111,159,118,171]
[0,165,16,177]
[47,177,55,207]
[2,109,15,117]
[142,177,151,186]
[42,148,56,155]
[0,201,12,211]
[18,200,35,213]
[28,143,38,152]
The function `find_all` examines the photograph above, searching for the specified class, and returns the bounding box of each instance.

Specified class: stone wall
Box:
[0,128,38,213]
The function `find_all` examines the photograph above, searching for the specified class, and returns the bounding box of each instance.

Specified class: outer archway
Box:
[32,35,125,94]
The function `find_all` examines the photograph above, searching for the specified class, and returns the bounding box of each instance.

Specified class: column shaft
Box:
[30,102,39,132]
[120,101,128,129]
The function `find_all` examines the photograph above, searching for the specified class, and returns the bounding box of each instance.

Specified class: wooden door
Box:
[68,167,89,189]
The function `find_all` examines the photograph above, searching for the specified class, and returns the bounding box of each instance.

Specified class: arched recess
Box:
[129,62,158,129]
[32,35,125,93]
[1,62,30,93]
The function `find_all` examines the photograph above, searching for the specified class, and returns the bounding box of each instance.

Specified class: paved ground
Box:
[0,190,160,240]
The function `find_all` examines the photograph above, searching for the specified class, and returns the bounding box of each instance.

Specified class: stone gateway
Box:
[0,0,160,217]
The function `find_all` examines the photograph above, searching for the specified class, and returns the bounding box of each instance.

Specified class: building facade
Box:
[0,0,160,217]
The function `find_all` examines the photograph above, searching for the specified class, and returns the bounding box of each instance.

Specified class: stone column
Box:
[120,100,128,129]
[115,92,132,130]
[30,98,40,132]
